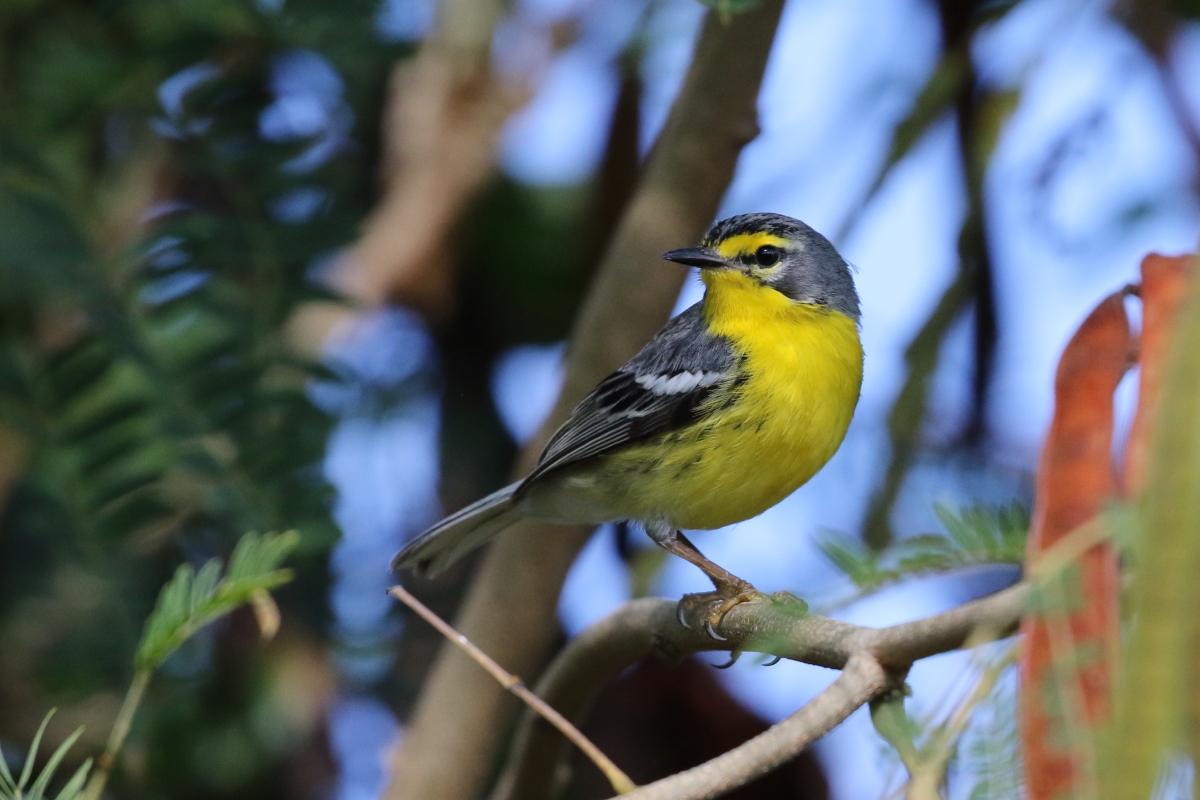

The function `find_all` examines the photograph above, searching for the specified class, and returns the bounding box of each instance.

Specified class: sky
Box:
[310,0,1200,797]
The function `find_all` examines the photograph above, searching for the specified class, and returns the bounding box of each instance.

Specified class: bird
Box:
[393,212,863,636]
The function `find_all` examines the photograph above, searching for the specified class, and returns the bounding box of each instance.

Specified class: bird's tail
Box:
[392,482,522,577]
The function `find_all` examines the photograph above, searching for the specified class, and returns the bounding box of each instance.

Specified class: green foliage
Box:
[869,653,1019,799]
[869,690,921,768]
[0,11,394,782]
[964,674,1022,800]
[820,503,1028,593]
[0,711,91,800]
[135,531,298,671]
[0,0,599,794]
[0,0,405,571]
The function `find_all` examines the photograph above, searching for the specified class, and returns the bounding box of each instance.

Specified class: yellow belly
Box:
[600,272,863,530]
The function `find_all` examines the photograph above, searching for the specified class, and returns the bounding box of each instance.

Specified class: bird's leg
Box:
[648,526,767,639]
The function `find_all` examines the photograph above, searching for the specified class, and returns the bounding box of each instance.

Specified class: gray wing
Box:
[517,303,741,491]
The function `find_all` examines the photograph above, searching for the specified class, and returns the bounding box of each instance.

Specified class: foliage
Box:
[819,503,1028,594]
[965,675,1022,800]
[870,648,1019,800]
[0,712,91,800]
[0,0,405,795]
[135,530,298,671]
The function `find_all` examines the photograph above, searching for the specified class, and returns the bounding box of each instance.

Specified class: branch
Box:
[619,653,889,800]
[285,0,544,356]
[326,0,526,317]
[384,4,787,800]
[494,583,1027,800]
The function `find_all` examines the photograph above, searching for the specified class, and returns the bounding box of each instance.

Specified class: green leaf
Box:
[44,338,117,407]
[0,738,15,794]
[0,185,91,301]
[61,400,152,443]
[19,710,50,790]
[816,530,886,589]
[820,504,1028,598]
[0,710,89,800]
[870,691,921,768]
[53,759,92,800]
[26,726,83,799]
[134,530,299,670]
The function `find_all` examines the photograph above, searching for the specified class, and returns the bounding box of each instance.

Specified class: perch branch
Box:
[494,583,1027,800]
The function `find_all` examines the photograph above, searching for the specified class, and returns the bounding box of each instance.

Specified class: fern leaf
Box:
[134,530,298,670]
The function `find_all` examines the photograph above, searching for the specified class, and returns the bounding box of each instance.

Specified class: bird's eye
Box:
[755,245,781,267]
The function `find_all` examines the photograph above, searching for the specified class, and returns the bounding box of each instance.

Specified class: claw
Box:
[677,586,768,641]
[762,655,783,667]
[676,602,693,630]
[712,650,741,669]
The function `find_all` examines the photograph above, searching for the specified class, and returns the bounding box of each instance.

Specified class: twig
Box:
[81,669,151,800]
[493,584,1028,800]
[386,586,636,795]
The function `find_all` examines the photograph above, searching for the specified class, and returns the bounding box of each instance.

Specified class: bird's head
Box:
[662,213,860,322]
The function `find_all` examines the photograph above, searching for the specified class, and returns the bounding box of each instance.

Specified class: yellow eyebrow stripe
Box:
[714,232,788,260]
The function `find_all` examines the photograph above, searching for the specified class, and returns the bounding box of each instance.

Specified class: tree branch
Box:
[494,583,1027,800]
[619,653,889,800]
[383,4,787,800]
[327,0,523,316]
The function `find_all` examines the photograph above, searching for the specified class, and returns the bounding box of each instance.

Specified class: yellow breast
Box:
[605,270,863,530]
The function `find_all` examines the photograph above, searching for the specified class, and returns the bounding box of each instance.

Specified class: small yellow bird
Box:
[394,213,863,635]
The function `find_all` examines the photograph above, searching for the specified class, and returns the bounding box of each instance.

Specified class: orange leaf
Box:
[1020,290,1135,800]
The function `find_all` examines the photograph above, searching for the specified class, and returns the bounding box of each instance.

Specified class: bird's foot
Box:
[675,578,768,640]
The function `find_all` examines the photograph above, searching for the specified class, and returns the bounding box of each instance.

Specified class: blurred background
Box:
[0,0,1197,798]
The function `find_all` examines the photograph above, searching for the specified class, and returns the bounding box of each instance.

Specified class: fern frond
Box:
[134,530,299,670]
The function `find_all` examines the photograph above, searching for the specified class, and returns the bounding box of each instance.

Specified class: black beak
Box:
[661,247,727,269]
